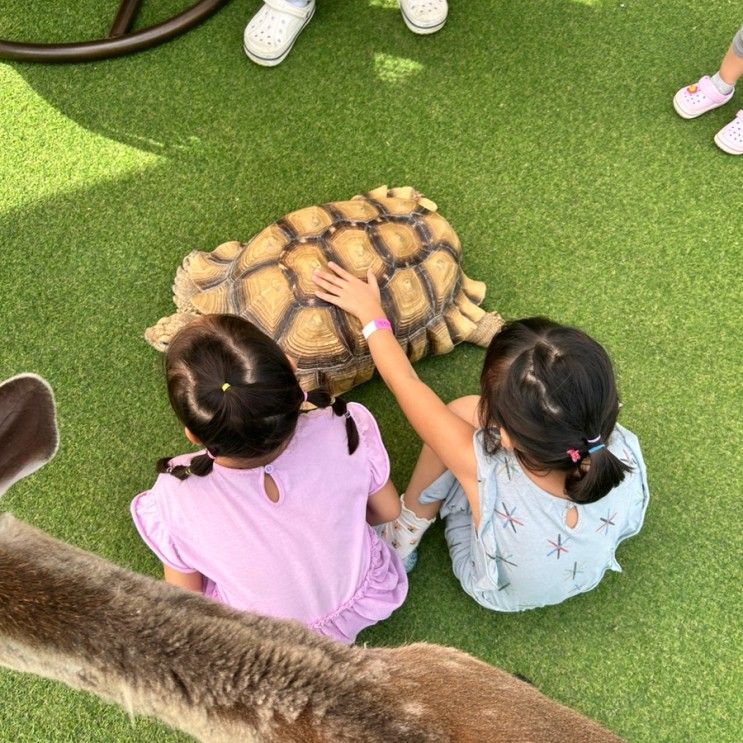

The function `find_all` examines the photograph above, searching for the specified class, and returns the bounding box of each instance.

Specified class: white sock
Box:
[711,72,734,96]
[379,496,435,560]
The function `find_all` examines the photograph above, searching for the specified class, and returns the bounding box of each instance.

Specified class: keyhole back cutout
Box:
[263,473,280,503]
[565,505,579,529]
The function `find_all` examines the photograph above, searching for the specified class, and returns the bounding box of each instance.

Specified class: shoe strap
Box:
[697,75,731,103]
[263,0,314,19]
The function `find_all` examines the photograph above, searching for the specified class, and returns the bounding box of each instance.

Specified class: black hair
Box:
[478,317,631,504]
[156,314,359,480]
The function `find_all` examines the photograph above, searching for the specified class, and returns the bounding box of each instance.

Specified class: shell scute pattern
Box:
[236,224,288,274]
[146,187,503,394]
[282,241,328,300]
[283,205,334,237]
[329,226,386,277]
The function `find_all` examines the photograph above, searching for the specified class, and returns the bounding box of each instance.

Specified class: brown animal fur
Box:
[0,375,623,742]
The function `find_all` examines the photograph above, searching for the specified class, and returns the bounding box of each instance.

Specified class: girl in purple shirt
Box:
[131,314,407,644]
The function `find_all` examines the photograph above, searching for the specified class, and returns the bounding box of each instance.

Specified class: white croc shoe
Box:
[399,0,448,35]
[243,0,315,67]
[714,110,743,155]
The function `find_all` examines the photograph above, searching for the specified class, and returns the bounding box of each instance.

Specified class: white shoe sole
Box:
[673,90,732,120]
[713,132,743,155]
[243,4,315,67]
[400,7,446,35]
[673,95,706,120]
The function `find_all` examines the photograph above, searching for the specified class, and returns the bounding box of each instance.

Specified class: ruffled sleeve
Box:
[348,403,391,494]
[130,490,197,573]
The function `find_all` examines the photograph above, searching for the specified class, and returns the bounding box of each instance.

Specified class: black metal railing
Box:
[0,0,231,63]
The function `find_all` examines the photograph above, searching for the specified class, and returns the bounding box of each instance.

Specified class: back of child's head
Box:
[479,317,631,504]
[157,314,358,479]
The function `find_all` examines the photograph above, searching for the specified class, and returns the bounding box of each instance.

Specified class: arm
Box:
[314,264,481,525]
[366,478,401,526]
[163,564,204,593]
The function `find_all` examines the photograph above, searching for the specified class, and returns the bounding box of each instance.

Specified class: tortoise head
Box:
[0,374,58,499]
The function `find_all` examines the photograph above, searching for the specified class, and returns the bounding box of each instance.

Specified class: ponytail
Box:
[156,452,215,481]
[305,390,360,455]
[564,438,631,504]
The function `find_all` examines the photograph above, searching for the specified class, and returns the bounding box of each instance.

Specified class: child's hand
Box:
[313,262,385,325]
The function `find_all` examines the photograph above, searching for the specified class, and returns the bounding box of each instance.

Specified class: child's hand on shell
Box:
[313,262,386,325]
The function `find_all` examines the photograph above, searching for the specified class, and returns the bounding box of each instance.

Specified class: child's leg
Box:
[719,28,743,87]
[378,443,442,561]
[380,396,480,561]
[403,442,448,520]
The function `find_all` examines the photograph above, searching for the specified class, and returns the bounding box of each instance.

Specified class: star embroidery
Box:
[596,510,617,534]
[492,551,518,570]
[564,561,583,582]
[497,458,517,481]
[547,533,570,559]
[495,503,524,533]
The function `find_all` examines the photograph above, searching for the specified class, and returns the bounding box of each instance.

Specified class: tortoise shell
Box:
[146,186,502,394]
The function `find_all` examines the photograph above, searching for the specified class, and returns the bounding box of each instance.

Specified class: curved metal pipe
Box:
[109,0,144,38]
[0,0,231,63]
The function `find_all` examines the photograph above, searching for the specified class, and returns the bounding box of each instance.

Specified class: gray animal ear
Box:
[0,374,59,498]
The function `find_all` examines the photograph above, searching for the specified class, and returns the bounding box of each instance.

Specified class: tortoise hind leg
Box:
[460,274,487,305]
[453,272,504,347]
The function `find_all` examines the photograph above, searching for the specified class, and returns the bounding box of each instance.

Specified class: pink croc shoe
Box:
[714,110,743,155]
[673,76,733,119]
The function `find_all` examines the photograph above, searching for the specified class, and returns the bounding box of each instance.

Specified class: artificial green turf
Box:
[1,1,741,741]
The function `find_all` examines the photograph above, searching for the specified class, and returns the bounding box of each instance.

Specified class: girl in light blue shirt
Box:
[407,421,647,611]
[313,263,649,612]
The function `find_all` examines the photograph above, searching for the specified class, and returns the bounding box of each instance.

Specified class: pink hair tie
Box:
[566,448,581,463]
[302,390,308,403]
[205,450,215,460]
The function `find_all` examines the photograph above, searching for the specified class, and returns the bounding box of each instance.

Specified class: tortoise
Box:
[145,186,503,395]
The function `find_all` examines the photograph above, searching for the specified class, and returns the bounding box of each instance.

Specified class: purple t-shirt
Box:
[131,403,407,644]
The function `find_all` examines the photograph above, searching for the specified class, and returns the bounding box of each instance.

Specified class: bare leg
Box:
[402,395,481,520]
[719,44,743,86]
[401,443,447,520]
[380,396,481,562]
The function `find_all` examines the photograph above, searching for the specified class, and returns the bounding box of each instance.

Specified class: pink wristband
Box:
[362,318,392,340]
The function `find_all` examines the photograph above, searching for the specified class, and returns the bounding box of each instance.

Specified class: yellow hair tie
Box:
[221,382,231,392]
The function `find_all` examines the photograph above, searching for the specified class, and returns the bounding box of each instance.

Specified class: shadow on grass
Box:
[2,0,607,156]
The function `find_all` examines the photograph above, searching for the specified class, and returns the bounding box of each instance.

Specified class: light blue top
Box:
[419,424,649,612]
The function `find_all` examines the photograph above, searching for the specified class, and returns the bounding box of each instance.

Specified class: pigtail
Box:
[305,390,360,455]
[333,397,360,456]
[564,439,631,504]
[155,452,215,480]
